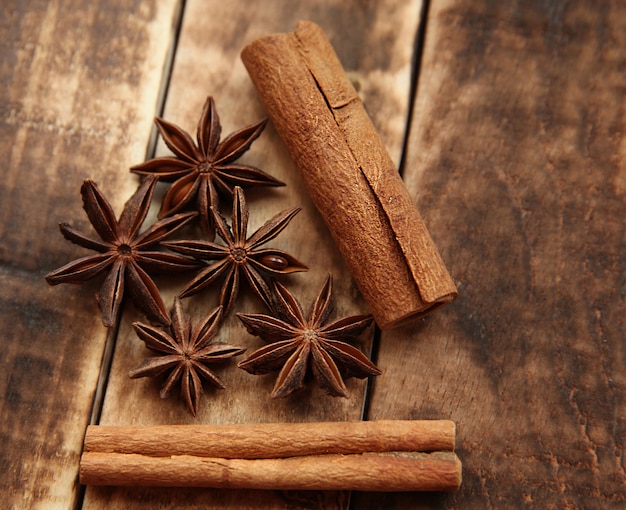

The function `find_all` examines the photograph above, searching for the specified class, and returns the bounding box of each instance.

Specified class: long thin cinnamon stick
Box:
[84,420,455,458]
[241,21,457,329]
[80,451,461,491]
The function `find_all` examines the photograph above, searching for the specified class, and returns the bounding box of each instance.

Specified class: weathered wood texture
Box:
[83,0,421,509]
[357,1,626,508]
[0,0,181,507]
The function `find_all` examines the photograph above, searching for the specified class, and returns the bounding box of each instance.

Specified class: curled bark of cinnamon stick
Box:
[80,420,461,491]
[84,419,455,458]
[80,451,461,491]
[241,21,457,329]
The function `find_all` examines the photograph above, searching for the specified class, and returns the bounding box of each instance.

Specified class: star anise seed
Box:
[130,96,284,238]
[45,178,199,327]
[129,298,245,416]
[164,186,308,316]
[237,276,381,398]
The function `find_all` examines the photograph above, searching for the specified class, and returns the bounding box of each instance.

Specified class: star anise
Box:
[164,186,308,316]
[237,276,381,398]
[129,298,245,416]
[130,96,284,238]
[45,178,199,327]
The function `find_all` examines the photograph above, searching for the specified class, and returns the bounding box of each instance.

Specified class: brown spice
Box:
[131,96,284,238]
[82,420,457,458]
[80,450,462,491]
[129,298,245,416]
[80,420,460,491]
[237,275,381,398]
[45,178,198,327]
[241,22,458,329]
[165,186,307,315]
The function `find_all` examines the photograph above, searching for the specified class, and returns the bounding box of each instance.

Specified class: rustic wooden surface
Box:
[356,0,626,508]
[1,1,624,509]
[0,0,181,508]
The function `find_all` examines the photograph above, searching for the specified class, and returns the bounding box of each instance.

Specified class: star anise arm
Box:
[213,164,285,190]
[159,173,201,219]
[97,258,125,328]
[45,253,114,286]
[197,175,219,238]
[197,96,221,156]
[134,211,197,248]
[181,366,203,416]
[177,258,232,298]
[135,251,201,273]
[170,298,192,352]
[310,342,349,398]
[271,280,307,328]
[192,344,247,393]
[154,117,201,163]
[237,339,301,375]
[320,314,374,339]
[217,264,240,316]
[124,262,170,325]
[118,177,157,239]
[310,275,334,328]
[231,187,249,243]
[132,321,181,355]
[58,223,109,252]
[130,157,194,181]
[192,305,223,349]
[128,355,182,379]
[194,343,247,360]
[240,264,273,311]
[213,118,267,165]
[81,180,120,244]
[236,312,297,342]
[160,364,184,399]
[210,206,235,246]
[192,362,226,390]
[319,339,382,379]
[246,207,302,247]
[163,239,229,260]
[271,342,311,399]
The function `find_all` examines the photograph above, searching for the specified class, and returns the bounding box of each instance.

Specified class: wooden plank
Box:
[83,0,422,508]
[0,1,181,507]
[357,0,626,508]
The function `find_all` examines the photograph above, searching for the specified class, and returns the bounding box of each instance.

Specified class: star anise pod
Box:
[45,178,199,327]
[130,96,284,238]
[129,298,245,416]
[237,276,381,398]
[164,186,308,316]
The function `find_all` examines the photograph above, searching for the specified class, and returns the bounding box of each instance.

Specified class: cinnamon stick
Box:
[80,420,461,491]
[80,451,461,491]
[84,419,455,458]
[241,21,457,329]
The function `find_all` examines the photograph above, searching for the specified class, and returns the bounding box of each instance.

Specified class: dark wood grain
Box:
[357,0,626,508]
[0,1,180,507]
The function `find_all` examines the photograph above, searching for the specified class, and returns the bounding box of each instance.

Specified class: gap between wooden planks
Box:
[0,0,184,509]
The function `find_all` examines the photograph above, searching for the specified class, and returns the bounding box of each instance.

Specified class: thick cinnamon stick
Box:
[84,419,455,458]
[241,21,457,329]
[80,420,460,490]
[80,451,461,491]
